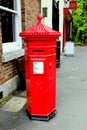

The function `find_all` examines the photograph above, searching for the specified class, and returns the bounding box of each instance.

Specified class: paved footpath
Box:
[0,46,87,130]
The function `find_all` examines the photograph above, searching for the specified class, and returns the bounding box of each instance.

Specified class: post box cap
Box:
[19,14,61,40]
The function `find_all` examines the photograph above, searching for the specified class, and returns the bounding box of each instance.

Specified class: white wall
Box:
[59,0,64,52]
[41,0,52,27]
[41,0,64,52]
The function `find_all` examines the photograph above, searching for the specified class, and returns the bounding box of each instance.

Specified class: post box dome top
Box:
[19,14,61,40]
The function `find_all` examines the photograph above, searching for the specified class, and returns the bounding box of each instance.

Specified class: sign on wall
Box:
[69,1,77,10]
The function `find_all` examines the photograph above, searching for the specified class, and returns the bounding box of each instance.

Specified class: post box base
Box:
[26,110,57,121]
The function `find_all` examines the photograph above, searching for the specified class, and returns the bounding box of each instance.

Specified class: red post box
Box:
[19,14,61,121]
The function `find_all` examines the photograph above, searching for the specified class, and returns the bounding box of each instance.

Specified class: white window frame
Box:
[0,0,22,54]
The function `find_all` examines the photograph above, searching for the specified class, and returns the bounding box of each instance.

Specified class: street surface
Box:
[0,46,87,130]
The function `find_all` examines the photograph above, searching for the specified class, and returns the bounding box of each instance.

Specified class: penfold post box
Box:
[19,14,61,121]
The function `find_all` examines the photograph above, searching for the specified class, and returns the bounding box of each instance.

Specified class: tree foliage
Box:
[72,0,87,44]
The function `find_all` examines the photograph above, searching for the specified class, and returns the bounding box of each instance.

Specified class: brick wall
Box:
[0,0,40,87]
[0,61,17,86]
[21,0,41,31]
[0,15,2,65]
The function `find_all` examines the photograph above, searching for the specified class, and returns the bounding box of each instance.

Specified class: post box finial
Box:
[37,14,42,23]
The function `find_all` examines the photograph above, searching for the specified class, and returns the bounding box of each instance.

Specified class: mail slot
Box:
[32,50,44,52]
[19,14,61,121]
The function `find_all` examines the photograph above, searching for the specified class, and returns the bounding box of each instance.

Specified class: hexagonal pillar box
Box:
[19,14,61,121]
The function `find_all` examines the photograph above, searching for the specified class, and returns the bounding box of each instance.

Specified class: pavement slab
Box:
[1,96,26,112]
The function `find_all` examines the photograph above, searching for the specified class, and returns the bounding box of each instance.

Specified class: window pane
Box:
[0,10,15,43]
[0,0,14,10]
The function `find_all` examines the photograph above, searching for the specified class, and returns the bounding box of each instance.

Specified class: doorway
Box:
[52,0,59,31]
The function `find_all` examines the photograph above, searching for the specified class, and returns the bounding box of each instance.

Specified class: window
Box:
[1,10,15,43]
[0,0,22,54]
